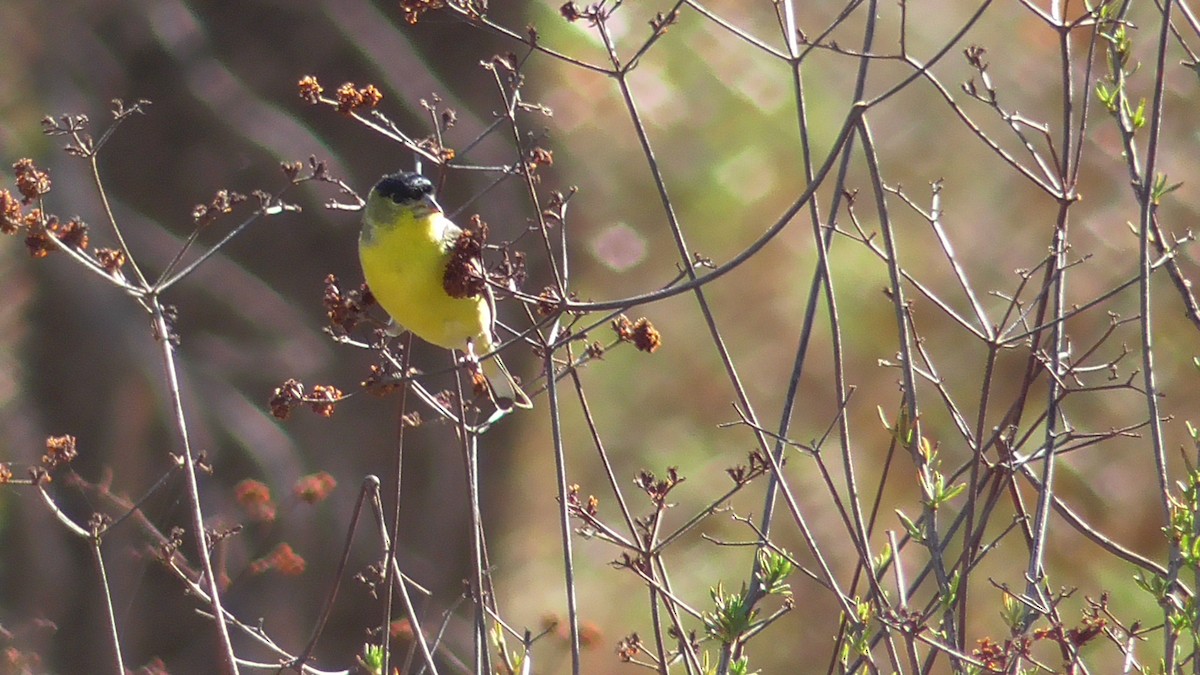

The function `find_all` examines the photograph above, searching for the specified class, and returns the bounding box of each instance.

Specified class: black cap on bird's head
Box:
[373,171,436,206]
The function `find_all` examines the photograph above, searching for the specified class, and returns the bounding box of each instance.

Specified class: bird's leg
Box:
[461,338,488,398]
[463,337,479,367]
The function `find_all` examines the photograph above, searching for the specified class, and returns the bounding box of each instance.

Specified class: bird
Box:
[358,171,532,411]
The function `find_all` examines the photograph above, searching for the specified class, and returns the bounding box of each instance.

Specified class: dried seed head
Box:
[308,385,343,417]
[294,471,337,504]
[269,378,306,420]
[613,315,662,353]
[95,248,127,276]
[324,274,374,331]
[42,435,78,472]
[362,363,402,396]
[443,229,487,300]
[360,84,383,108]
[528,147,554,170]
[235,479,276,522]
[401,0,447,24]
[579,621,603,650]
[12,159,51,203]
[630,318,661,353]
[281,160,304,181]
[297,75,324,104]
[1,190,22,234]
[57,217,88,249]
[617,633,643,661]
[23,211,55,258]
[250,543,306,576]
[650,10,678,34]
[335,82,383,114]
[633,467,684,505]
[192,190,247,228]
[560,2,581,21]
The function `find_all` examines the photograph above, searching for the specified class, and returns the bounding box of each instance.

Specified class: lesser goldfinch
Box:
[359,171,532,411]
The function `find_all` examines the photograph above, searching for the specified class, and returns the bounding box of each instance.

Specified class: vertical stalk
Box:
[149,296,238,674]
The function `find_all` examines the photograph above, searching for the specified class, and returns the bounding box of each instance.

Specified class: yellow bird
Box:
[359,171,532,410]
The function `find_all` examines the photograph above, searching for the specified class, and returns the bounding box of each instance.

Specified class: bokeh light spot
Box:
[590,222,647,272]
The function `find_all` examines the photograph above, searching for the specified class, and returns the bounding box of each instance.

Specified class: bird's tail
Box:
[483,356,533,411]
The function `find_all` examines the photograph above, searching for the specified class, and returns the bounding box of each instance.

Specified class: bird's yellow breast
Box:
[359,206,493,352]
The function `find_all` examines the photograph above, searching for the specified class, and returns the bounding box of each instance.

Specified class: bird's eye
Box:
[375,172,434,204]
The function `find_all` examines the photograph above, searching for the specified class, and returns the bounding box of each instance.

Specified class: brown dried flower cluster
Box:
[443,228,487,300]
[586,342,605,359]
[280,160,305,182]
[16,213,86,259]
[299,75,382,114]
[566,483,600,517]
[269,378,344,420]
[95,248,127,275]
[192,190,247,228]
[308,385,342,417]
[42,435,78,472]
[726,451,770,485]
[23,213,60,258]
[297,75,324,104]
[1,189,22,234]
[528,146,554,170]
[13,159,51,202]
[650,9,679,34]
[271,380,302,418]
[559,1,613,24]
[335,82,383,114]
[2,643,43,672]
[401,0,447,24]
[560,2,582,22]
[613,315,662,353]
[3,162,95,259]
[234,479,276,522]
[579,621,603,649]
[617,633,644,662]
[361,363,402,397]
[249,542,306,576]
[56,217,88,249]
[0,463,12,484]
[535,613,601,649]
[293,471,337,504]
[323,274,375,331]
[416,137,456,163]
[633,466,684,505]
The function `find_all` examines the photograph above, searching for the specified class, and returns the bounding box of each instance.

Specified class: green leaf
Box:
[896,509,922,541]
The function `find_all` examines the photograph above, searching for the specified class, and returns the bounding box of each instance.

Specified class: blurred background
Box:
[1,0,1199,672]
